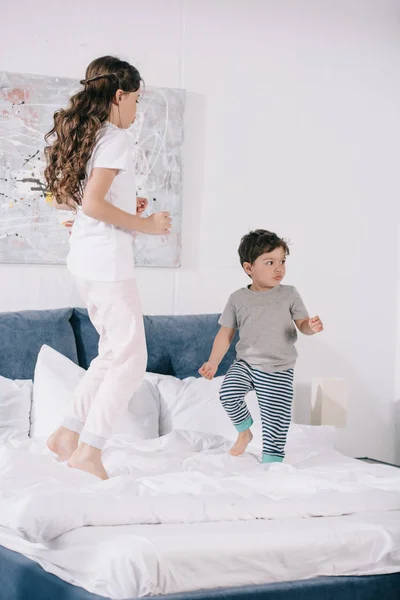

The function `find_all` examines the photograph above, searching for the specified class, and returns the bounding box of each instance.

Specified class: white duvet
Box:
[2,356,399,597]
[0,430,400,545]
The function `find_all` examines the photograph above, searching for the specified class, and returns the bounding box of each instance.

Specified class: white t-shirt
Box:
[67,123,136,282]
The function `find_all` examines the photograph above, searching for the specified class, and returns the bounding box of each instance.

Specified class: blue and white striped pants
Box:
[219,360,294,463]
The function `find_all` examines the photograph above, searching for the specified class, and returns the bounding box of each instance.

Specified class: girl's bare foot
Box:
[68,443,108,480]
[47,427,79,461]
[229,429,253,457]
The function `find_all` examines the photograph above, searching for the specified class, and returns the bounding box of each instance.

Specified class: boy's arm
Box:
[208,326,236,365]
[295,316,323,335]
[291,287,323,335]
[199,326,236,379]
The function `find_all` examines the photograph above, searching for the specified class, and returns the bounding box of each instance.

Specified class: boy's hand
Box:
[198,361,218,380]
[309,316,323,333]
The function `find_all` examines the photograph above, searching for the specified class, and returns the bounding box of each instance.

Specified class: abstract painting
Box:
[0,71,185,266]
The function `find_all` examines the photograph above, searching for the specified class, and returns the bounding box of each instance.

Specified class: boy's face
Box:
[243,246,286,288]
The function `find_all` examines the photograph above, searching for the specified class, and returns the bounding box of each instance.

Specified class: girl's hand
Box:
[141,211,172,235]
[309,316,323,333]
[198,361,218,380]
[136,197,148,214]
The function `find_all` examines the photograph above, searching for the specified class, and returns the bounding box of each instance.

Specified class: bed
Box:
[0,307,399,600]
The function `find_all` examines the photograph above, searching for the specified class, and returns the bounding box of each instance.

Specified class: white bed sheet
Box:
[0,510,400,599]
[0,434,399,599]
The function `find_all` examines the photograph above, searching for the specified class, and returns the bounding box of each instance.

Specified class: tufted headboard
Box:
[0,308,238,381]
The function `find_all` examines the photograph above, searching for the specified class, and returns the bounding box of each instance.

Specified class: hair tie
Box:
[80,73,120,87]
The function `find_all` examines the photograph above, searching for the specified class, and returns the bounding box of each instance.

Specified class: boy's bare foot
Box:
[229,429,253,456]
[68,443,108,480]
[47,427,79,461]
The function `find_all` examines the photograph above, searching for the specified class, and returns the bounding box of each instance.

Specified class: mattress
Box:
[0,432,399,599]
[1,510,400,599]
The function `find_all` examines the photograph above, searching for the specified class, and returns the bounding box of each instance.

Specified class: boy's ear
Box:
[242,262,252,277]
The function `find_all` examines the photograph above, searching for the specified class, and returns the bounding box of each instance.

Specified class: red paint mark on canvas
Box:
[0,87,26,104]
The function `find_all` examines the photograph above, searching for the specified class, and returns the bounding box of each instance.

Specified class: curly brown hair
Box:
[44,56,141,209]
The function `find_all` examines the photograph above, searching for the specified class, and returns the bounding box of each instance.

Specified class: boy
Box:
[199,229,323,463]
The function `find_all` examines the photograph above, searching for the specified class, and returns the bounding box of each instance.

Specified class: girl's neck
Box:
[108,105,121,128]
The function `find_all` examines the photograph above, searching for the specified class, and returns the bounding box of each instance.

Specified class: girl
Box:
[44,56,171,479]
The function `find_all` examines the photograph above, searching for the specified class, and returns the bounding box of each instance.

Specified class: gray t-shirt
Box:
[218,285,309,373]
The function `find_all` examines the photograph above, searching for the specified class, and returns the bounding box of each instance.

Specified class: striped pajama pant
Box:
[219,360,294,463]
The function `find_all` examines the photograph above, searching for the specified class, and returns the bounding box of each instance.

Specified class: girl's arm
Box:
[82,168,171,235]
[199,326,236,380]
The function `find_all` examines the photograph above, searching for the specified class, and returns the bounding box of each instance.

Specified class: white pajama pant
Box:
[63,277,147,449]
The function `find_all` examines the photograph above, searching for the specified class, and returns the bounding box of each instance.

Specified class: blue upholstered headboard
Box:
[0,308,238,381]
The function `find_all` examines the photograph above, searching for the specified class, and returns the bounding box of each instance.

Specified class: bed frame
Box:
[0,308,399,600]
[1,544,400,600]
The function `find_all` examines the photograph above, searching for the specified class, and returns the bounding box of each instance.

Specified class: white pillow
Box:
[0,376,32,443]
[155,375,264,444]
[31,345,160,440]
[154,374,336,454]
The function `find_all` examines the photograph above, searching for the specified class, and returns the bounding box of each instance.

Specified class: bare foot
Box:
[68,443,108,480]
[47,427,79,461]
[229,429,253,457]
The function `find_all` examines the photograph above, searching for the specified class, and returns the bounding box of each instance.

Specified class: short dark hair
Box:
[238,229,290,267]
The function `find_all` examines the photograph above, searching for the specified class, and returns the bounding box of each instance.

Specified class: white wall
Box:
[395,228,400,464]
[1,0,400,462]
